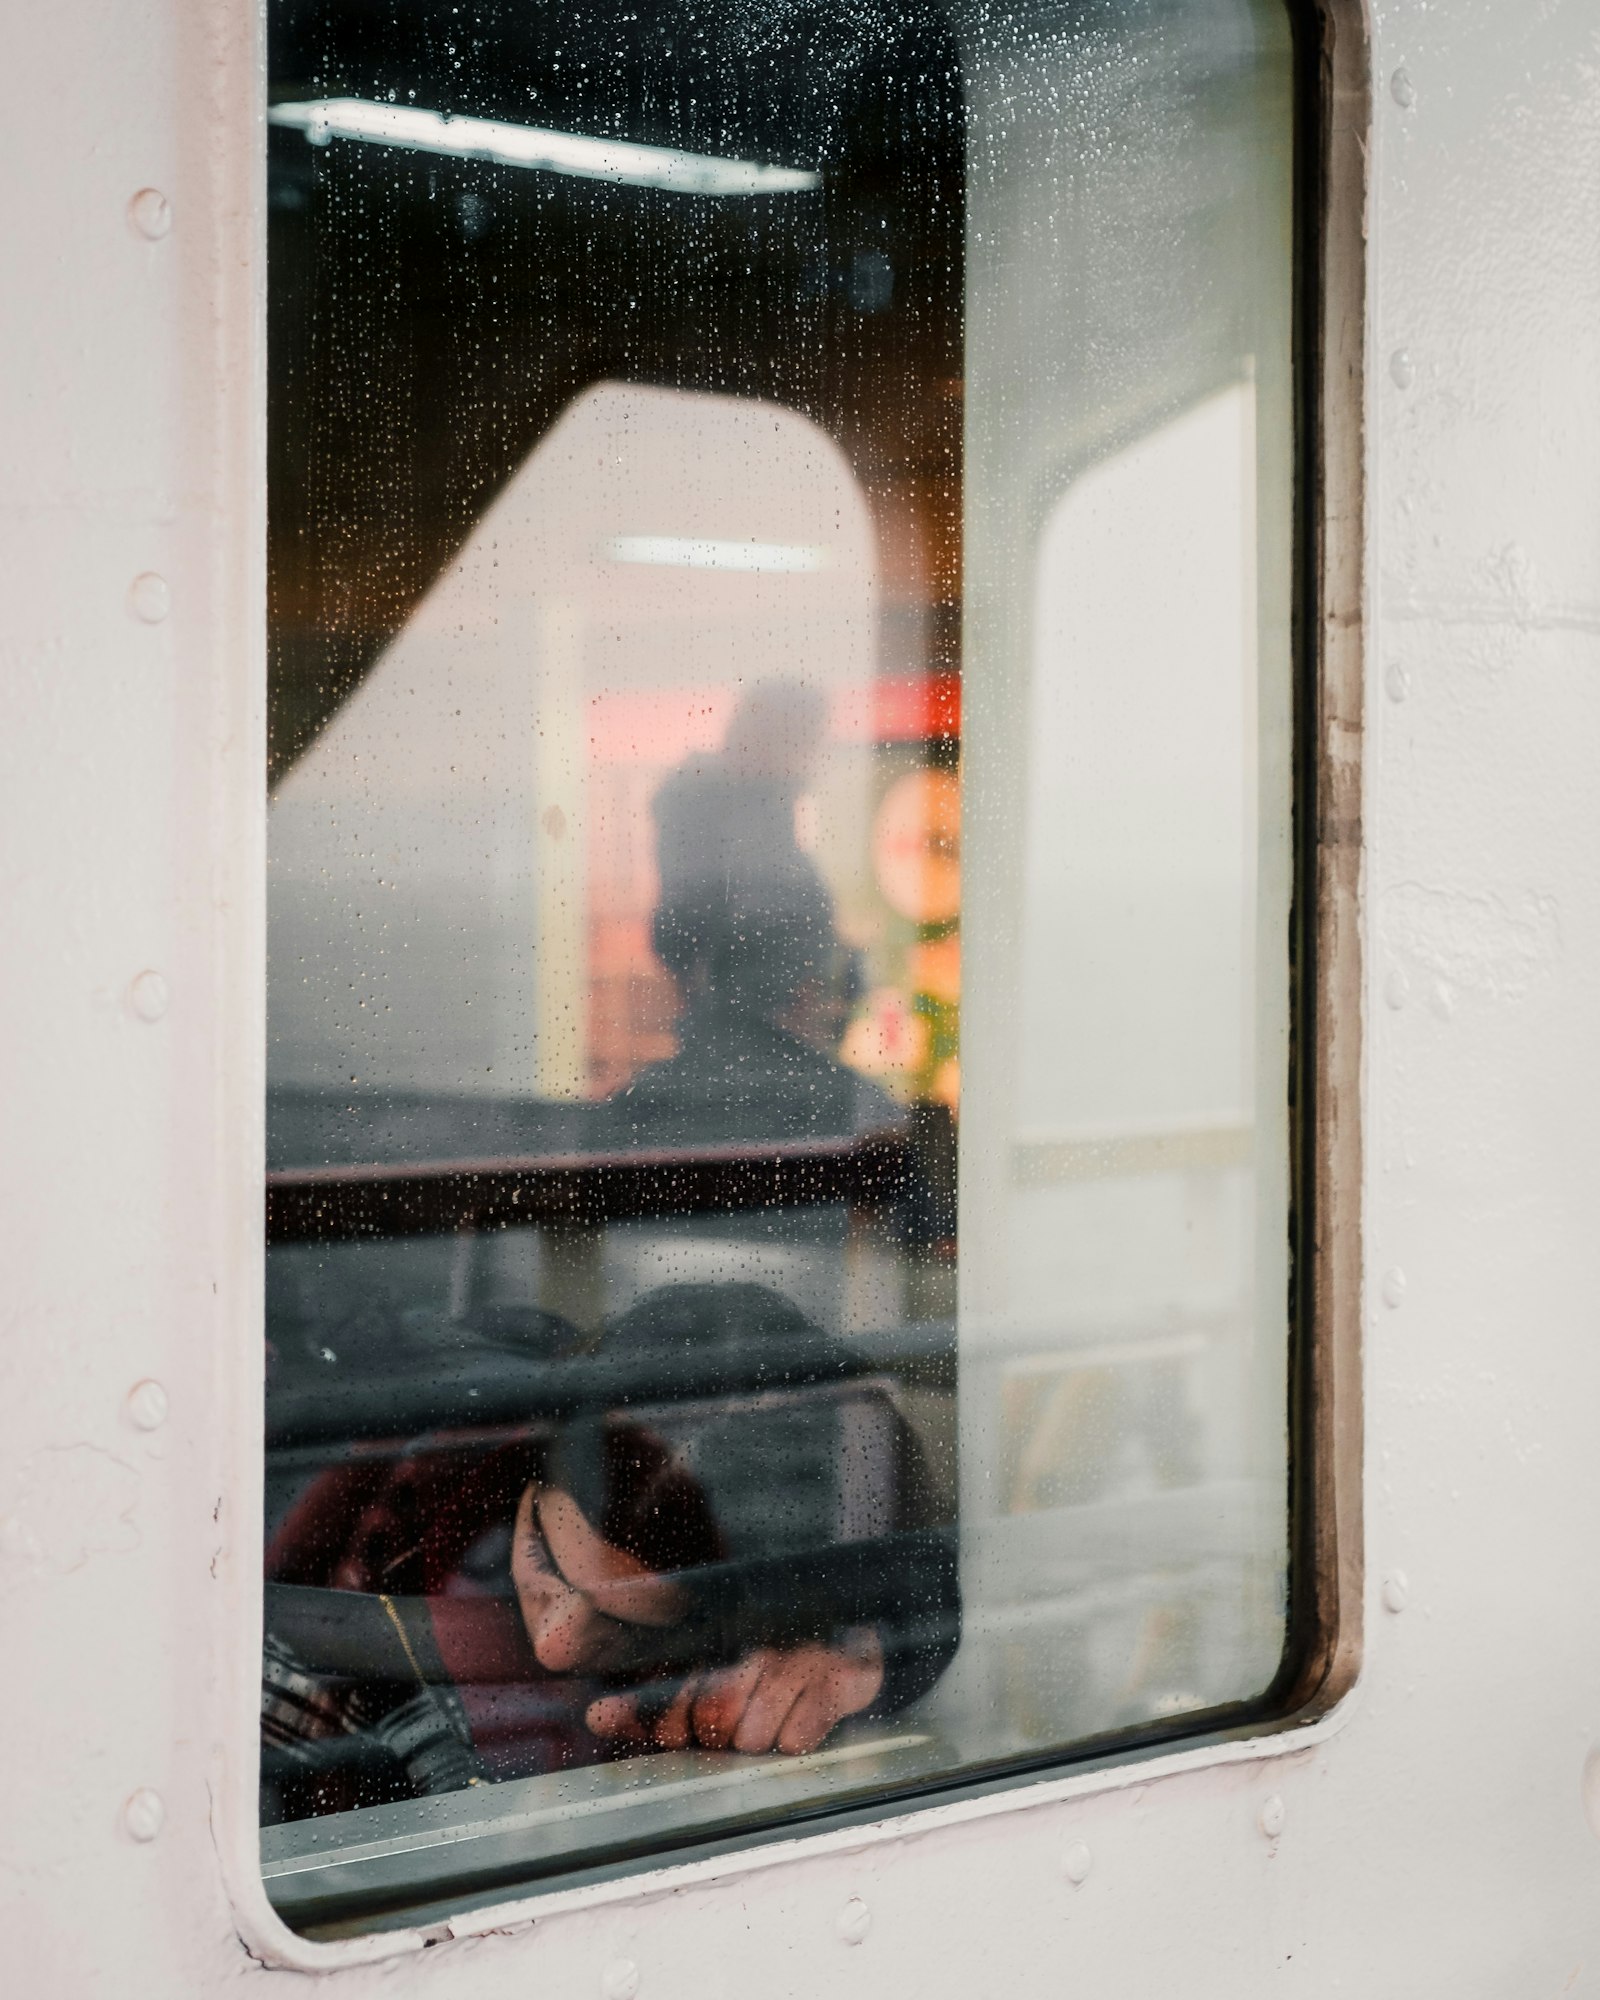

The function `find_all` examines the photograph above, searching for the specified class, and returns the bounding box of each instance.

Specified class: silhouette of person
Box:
[604,681,897,1148]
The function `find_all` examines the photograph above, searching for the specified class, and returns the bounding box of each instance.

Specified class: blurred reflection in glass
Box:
[602,681,899,1148]
[262,1284,957,1823]
[261,0,1298,1927]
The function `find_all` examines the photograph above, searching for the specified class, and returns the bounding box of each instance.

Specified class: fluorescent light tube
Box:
[269,97,820,196]
[606,536,828,573]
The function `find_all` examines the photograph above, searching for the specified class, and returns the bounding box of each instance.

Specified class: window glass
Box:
[263,0,1298,1932]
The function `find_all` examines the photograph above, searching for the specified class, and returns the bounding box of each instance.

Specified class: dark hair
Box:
[596,1419,728,1577]
[651,882,843,1020]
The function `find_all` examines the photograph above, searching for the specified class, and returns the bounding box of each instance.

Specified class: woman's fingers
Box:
[513,1483,603,1671]
[731,1652,813,1754]
[775,1641,881,1754]
[737,1637,887,1755]
[587,1677,699,1748]
[509,1485,539,1591]
[689,1651,772,1750]
[774,1674,841,1755]
[588,1638,886,1757]
[590,1655,804,1754]
[585,1691,646,1742]
[697,1643,882,1756]
[651,1677,697,1750]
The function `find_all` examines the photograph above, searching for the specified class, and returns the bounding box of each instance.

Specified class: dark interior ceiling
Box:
[268,0,966,781]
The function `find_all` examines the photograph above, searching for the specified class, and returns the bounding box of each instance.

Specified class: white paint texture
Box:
[7,0,1600,1992]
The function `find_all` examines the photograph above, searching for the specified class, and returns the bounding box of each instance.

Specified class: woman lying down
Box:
[261,1286,960,1821]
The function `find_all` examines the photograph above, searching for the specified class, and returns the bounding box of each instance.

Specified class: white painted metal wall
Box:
[7,0,1600,1988]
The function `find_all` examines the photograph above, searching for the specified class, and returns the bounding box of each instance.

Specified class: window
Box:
[263,0,1303,1934]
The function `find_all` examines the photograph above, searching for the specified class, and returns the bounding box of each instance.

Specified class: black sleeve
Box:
[649,1384,962,1711]
[873,1403,961,1713]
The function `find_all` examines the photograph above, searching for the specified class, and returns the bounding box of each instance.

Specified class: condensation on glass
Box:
[261,0,1299,1933]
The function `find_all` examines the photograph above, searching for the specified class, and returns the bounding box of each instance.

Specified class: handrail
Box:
[266,1129,915,1244]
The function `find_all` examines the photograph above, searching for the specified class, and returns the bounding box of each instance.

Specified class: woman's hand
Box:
[512,1482,885,1754]
[511,1484,682,1674]
[586,1630,885,1757]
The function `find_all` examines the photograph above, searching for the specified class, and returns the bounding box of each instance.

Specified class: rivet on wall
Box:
[600,1958,640,2000]
[123,1789,165,1842]
[128,970,170,1023]
[127,188,172,240]
[1582,1750,1600,1841]
[129,572,170,624]
[837,1896,872,1945]
[127,1380,168,1432]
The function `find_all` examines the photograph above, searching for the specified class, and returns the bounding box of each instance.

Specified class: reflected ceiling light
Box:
[606,536,828,573]
[268,98,820,197]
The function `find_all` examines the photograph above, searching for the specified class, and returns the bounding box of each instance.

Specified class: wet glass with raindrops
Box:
[261,0,1300,1934]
